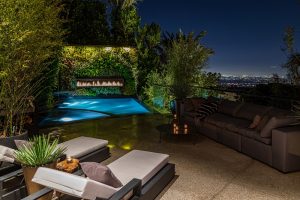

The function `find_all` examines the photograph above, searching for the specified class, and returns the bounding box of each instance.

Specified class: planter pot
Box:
[23,162,56,200]
[0,131,28,150]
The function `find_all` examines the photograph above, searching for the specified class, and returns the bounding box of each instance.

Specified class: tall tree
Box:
[0,0,64,136]
[282,27,300,85]
[65,0,110,45]
[135,23,161,95]
[110,0,141,45]
[163,31,214,99]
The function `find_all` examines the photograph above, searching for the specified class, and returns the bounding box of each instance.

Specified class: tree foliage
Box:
[110,1,140,45]
[164,31,214,99]
[282,26,300,85]
[59,46,137,95]
[135,23,161,95]
[0,0,64,136]
[64,0,110,45]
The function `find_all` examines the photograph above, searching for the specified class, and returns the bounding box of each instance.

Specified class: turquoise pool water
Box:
[40,97,150,126]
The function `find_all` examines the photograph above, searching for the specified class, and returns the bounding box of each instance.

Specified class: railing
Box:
[149,84,299,110]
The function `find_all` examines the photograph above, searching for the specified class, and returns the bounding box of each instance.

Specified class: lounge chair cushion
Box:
[80,162,123,188]
[108,150,169,186]
[32,167,118,200]
[0,145,15,163]
[57,136,108,158]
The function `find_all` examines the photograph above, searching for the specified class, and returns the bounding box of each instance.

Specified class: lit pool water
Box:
[39,97,150,126]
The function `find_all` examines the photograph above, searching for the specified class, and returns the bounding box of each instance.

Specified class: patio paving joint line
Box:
[209,159,255,200]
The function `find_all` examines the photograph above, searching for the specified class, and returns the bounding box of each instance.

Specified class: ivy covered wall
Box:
[58,46,137,96]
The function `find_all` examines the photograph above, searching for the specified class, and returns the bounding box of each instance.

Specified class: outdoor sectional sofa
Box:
[183,99,300,173]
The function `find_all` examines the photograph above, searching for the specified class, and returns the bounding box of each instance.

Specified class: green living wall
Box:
[59,46,137,96]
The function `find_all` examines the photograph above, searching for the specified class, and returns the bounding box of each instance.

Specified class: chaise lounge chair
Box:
[25,150,175,200]
[0,136,110,200]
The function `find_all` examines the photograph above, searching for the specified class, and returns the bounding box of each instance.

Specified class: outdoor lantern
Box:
[66,156,73,163]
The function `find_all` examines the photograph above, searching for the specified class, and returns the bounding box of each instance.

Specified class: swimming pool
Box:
[39,97,150,126]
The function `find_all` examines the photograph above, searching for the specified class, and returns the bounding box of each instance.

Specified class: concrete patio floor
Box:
[47,114,300,200]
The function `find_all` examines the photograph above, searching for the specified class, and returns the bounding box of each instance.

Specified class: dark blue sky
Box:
[138,0,300,76]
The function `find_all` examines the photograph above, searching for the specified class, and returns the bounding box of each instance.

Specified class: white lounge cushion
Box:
[108,150,169,185]
[0,145,15,163]
[57,136,108,158]
[32,167,118,200]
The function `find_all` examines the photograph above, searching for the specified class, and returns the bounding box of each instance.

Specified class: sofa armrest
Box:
[106,179,141,200]
[272,126,300,173]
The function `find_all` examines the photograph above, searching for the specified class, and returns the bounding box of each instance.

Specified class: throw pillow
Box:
[255,115,270,132]
[14,140,31,150]
[196,102,218,119]
[249,115,262,129]
[80,162,123,188]
[260,116,297,138]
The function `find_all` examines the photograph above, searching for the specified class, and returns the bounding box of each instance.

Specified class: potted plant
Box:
[14,135,66,200]
[163,31,213,122]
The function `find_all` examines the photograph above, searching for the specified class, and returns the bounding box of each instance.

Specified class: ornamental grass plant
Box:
[14,135,66,167]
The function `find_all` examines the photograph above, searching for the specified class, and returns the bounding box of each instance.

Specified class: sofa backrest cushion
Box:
[266,108,294,118]
[218,100,243,116]
[235,103,271,121]
[260,116,297,138]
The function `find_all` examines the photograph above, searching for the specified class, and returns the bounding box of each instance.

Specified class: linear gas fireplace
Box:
[76,77,124,88]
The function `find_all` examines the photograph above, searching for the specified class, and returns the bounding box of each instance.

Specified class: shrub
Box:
[14,135,66,167]
[59,46,137,96]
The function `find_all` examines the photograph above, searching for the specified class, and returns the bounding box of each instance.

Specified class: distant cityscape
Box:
[220,75,288,87]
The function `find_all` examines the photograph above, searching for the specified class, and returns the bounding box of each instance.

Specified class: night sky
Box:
[138,0,300,76]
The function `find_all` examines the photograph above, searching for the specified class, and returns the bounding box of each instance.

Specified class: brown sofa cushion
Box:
[231,127,257,138]
[253,132,271,144]
[80,162,123,188]
[260,117,297,138]
[218,100,243,116]
[205,113,250,131]
[235,103,271,121]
